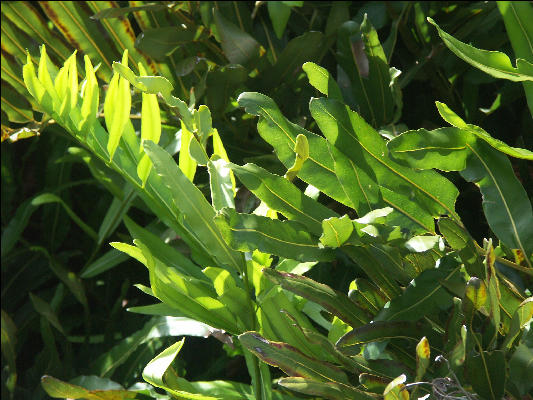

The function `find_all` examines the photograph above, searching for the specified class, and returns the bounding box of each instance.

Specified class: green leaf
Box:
[460,140,533,267]
[466,350,506,400]
[1,192,97,254]
[115,239,239,334]
[1,2,75,68]
[211,128,236,192]
[79,55,99,132]
[256,287,326,359]
[90,3,169,19]
[213,9,260,65]
[123,216,206,282]
[336,16,396,127]
[309,97,460,233]
[80,249,129,278]
[137,67,161,185]
[508,342,533,396]
[134,27,196,60]
[237,92,354,209]
[428,17,533,82]
[404,235,440,253]
[208,158,235,211]
[105,55,132,162]
[1,310,17,392]
[277,377,375,400]
[215,208,333,262]
[1,82,34,123]
[387,127,472,171]
[267,2,291,39]
[113,62,193,129]
[336,321,432,350]
[263,269,369,328]
[188,135,209,166]
[31,246,88,309]
[229,162,337,235]
[348,279,388,315]
[179,122,198,181]
[202,267,252,330]
[29,293,64,335]
[302,62,343,101]
[435,102,533,160]
[502,297,533,349]
[438,218,485,277]
[239,332,350,384]
[498,1,533,115]
[93,316,213,377]
[39,1,116,80]
[320,215,354,248]
[263,31,327,87]
[143,340,187,392]
[375,256,464,322]
[143,140,245,274]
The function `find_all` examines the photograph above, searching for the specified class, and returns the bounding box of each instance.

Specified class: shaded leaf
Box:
[213,9,260,65]
[375,256,464,322]
[135,27,196,60]
[466,350,506,400]
[277,377,375,400]
[263,269,369,328]
[239,332,350,384]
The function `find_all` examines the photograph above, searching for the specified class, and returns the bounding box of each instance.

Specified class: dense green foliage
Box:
[2,2,532,400]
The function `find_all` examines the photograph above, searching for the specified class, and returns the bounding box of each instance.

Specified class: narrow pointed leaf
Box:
[460,140,533,267]
[39,1,117,79]
[263,269,369,328]
[336,321,432,349]
[428,17,533,82]
[215,208,333,262]
[375,257,464,322]
[278,377,375,400]
[436,102,533,160]
[239,332,350,384]
[143,140,245,274]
